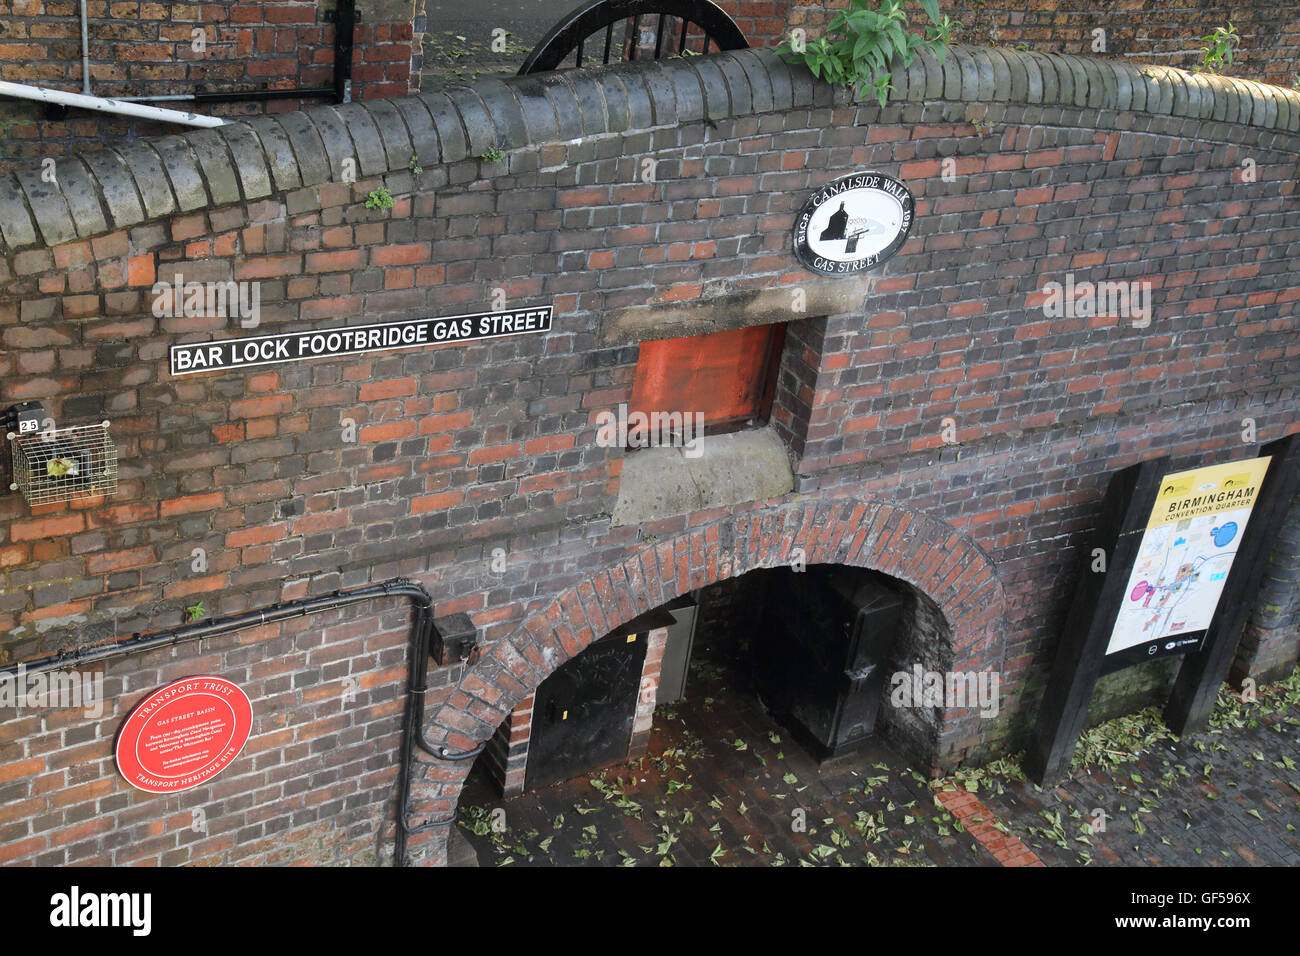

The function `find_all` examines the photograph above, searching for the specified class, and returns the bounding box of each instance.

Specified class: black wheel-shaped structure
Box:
[518,0,749,75]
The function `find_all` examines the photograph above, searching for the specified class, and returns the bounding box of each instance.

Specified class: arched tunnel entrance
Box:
[408,498,1009,866]
[452,562,989,866]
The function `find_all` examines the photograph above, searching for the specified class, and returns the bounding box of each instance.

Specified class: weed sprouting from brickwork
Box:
[776,0,955,107]
[364,187,396,211]
[1196,23,1241,74]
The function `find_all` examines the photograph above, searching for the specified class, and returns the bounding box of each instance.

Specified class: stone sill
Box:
[610,425,794,526]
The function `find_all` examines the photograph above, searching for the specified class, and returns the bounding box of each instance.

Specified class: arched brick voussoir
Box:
[425,496,1008,759]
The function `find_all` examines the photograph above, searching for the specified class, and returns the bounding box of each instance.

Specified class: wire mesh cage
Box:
[8,421,117,506]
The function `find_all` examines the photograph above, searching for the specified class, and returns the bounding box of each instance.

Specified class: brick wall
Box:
[780,1,1300,86]
[718,0,795,46]
[0,0,416,170]
[0,598,432,865]
[628,625,667,760]
[875,572,952,766]
[1,45,1298,866]
[486,690,531,796]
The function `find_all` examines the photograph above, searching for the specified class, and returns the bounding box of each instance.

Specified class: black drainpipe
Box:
[394,606,485,867]
[333,0,357,105]
[0,577,475,868]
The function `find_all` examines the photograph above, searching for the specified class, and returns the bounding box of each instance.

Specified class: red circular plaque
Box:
[115,676,253,794]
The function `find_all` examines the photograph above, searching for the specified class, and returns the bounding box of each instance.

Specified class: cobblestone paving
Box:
[457,642,1300,868]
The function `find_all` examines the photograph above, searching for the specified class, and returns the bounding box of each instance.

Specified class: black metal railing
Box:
[519,0,748,75]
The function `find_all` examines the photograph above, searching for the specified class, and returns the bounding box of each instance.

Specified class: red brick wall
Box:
[0,0,414,170]
[487,691,532,796]
[7,2,1300,172]
[0,599,426,866]
[1,46,1298,865]
[717,1,793,46]
[772,1,1300,86]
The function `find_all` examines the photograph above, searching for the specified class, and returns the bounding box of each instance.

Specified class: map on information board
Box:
[1106,457,1271,656]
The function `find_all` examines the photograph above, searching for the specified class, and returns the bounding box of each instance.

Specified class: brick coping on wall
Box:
[2,44,1300,257]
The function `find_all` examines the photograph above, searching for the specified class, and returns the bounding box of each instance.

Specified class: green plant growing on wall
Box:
[408,153,423,175]
[184,600,205,623]
[365,186,395,211]
[1195,22,1240,74]
[776,0,955,108]
[965,105,994,135]
[480,144,506,164]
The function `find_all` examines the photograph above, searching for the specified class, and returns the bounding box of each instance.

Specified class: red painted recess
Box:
[629,324,786,432]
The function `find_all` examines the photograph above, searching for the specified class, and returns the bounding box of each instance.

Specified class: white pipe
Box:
[0,80,225,127]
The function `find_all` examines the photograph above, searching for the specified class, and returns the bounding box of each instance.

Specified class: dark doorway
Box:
[754,565,905,760]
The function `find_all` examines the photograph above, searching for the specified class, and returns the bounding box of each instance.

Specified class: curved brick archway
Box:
[408,497,1008,857]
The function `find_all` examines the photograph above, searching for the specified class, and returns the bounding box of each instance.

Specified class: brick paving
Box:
[457,624,1300,867]
[976,689,1300,867]
[933,788,1043,866]
[457,632,995,867]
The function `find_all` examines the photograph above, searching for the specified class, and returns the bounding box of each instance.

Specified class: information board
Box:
[1105,457,1271,662]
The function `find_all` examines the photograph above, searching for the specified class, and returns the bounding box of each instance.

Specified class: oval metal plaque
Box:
[792,171,914,277]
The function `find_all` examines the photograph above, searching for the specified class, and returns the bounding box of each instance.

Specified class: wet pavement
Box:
[456,634,1300,868]
[976,686,1300,867]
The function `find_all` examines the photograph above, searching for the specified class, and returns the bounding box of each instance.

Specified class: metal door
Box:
[656,593,699,705]
[755,566,903,759]
[526,631,648,790]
